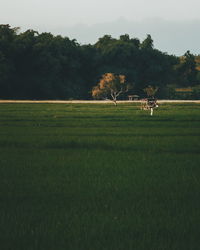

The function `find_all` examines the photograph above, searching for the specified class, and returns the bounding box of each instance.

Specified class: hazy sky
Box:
[1,0,200,55]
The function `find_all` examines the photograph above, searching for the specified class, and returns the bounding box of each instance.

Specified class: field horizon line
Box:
[0,100,200,104]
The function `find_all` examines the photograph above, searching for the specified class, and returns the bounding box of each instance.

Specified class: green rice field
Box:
[0,103,200,250]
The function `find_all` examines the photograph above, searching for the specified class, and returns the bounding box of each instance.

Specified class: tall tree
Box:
[176,51,198,86]
[0,25,18,98]
[140,34,154,50]
[92,73,131,105]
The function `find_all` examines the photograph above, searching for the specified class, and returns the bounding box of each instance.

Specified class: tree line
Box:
[0,24,200,100]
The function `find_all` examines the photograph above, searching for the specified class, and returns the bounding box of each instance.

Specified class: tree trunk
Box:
[113,99,117,106]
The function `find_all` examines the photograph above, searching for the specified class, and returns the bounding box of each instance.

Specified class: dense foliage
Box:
[0,24,200,99]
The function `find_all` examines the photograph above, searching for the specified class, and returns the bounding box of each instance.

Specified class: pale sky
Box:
[0,0,200,55]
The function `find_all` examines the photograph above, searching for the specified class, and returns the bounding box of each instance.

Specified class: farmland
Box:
[0,103,200,250]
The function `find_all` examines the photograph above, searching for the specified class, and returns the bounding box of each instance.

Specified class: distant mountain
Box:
[50,18,200,56]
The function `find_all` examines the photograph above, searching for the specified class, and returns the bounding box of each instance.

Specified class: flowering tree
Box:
[92,73,131,105]
[143,85,158,97]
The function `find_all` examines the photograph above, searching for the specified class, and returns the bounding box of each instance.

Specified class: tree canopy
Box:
[0,24,200,100]
[92,73,131,104]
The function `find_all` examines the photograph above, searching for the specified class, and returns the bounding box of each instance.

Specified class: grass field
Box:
[0,103,200,250]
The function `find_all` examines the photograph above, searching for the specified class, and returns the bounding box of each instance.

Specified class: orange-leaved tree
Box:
[143,85,158,97]
[92,73,131,105]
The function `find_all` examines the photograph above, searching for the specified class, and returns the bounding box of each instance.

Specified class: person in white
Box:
[147,98,158,116]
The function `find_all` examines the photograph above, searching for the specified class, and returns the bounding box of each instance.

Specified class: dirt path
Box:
[0,100,200,104]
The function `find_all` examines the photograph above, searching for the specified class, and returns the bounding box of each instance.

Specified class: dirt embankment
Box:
[0,100,200,104]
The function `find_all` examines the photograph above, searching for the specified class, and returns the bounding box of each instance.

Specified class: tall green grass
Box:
[0,103,200,250]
